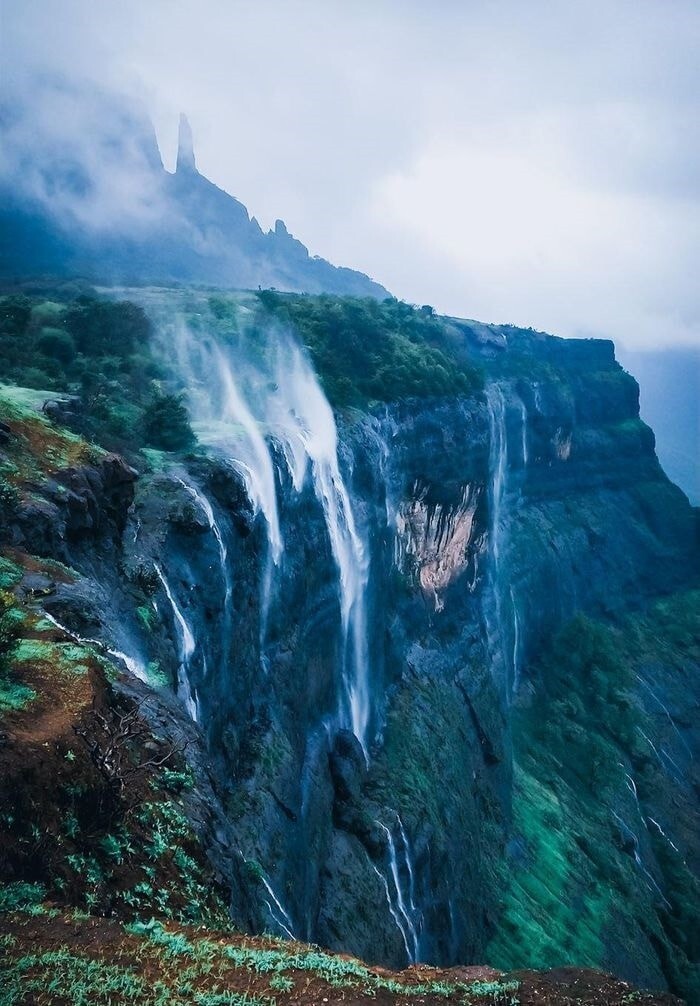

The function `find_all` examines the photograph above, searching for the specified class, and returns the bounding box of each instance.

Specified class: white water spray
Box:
[169,321,372,752]
[270,344,371,753]
[171,322,283,565]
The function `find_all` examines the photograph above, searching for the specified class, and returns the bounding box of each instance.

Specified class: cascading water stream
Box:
[154,564,199,722]
[485,385,512,693]
[396,814,418,920]
[486,385,508,569]
[375,819,420,963]
[259,875,296,940]
[485,384,529,697]
[42,612,148,683]
[510,586,521,696]
[174,475,233,669]
[214,348,283,567]
[171,320,283,568]
[238,854,296,939]
[174,477,231,605]
[611,809,671,907]
[635,673,693,760]
[370,864,412,961]
[519,398,529,466]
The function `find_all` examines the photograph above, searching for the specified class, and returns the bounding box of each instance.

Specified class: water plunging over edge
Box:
[170,321,372,754]
[154,564,199,722]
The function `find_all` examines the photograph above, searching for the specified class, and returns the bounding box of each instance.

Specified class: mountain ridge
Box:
[0,83,388,298]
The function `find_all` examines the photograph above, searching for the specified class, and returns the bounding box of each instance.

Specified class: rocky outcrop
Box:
[3,454,136,560]
[395,481,482,610]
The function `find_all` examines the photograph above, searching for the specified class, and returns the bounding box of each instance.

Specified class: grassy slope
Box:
[0,909,680,1006]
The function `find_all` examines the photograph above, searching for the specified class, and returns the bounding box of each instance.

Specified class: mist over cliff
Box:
[0,77,387,298]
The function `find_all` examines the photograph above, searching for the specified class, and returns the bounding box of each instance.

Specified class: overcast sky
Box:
[3,0,700,350]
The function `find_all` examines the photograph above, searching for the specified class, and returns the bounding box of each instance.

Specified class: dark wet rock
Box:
[19,571,55,597]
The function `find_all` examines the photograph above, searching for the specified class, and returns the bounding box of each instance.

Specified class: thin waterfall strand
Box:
[155,564,199,722]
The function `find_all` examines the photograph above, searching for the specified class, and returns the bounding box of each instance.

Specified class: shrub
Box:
[143,392,196,452]
[63,298,152,357]
[36,327,76,364]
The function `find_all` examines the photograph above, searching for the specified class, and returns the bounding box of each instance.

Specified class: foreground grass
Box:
[0,910,520,1006]
[0,907,679,1006]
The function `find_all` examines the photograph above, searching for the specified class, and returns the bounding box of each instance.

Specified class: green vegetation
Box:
[0,881,47,913]
[0,293,194,454]
[0,949,151,1006]
[487,597,700,1002]
[143,393,196,452]
[0,589,20,674]
[254,291,483,407]
[0,585,32,712]
[0,903,524,1006]
[127,919,520,1001]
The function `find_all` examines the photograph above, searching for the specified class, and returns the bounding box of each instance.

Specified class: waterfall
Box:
[259,875,296,940]
[42,611,148,683]
[169,320,372,754]
[214,348,283,565]
[371,864,412,961]
[486,385,508,567]
[238,854,295,940]
[154,564,199,722]
[611,810,671,908]
[270,344,371,753]
[171,321,283,565]
[485,385,511,693]
[175,475,233,666]
[375,819,420,963]
[485,385,528,697]
[636,673,693,760]
[647,817,681,855]
[174,477,230,604]
[510,587,521,696]
[519,398,528,466]
[396,814,418,920]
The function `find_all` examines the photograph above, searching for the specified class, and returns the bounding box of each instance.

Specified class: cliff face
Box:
[0,297,697,1001]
